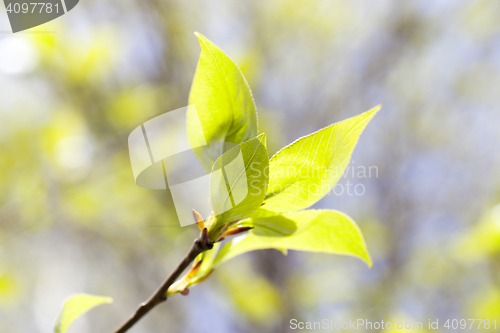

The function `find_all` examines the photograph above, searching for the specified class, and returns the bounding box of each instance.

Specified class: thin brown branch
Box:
[114,228,213,333]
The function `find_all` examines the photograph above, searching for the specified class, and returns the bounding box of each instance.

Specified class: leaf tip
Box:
[369,104,382,115]
[365,257,373,269]
[194,32,210,47]
[359,250,373,268]
[256,133,267,147]
[355,104,381,128]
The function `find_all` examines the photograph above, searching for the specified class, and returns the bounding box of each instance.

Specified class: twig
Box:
[114,228,213,333]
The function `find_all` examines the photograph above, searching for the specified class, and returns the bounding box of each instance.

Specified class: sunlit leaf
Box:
[54,294,112,333]
[208,134,269,239]
[215,209,372,267]
[187,32,258,171]
[264,106,380,213]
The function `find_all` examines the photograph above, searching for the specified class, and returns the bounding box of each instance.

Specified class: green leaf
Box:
[215,208,372,267]
[187,32,258,171]
[54,294,112,333]
[264,106,380,213]
[208,134,269,239]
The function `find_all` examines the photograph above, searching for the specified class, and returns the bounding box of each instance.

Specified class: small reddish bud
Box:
[180,288,190,296]
[222,226,253,237]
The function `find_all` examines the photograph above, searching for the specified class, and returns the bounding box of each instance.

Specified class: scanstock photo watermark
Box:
[3,0,79,32]
[290,318,498,330]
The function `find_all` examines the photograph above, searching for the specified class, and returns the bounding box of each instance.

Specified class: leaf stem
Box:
[114,229,213,333]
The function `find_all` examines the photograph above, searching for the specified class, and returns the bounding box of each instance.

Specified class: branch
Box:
[114,228,214,333]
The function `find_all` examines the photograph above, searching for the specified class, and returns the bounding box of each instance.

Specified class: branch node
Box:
[194,228,214,252]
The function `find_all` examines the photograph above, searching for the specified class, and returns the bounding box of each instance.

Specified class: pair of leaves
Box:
[211,105,378,267]
[182,33,378,293]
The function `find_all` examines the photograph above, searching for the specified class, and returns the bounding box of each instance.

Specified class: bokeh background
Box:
[1,0,500,332]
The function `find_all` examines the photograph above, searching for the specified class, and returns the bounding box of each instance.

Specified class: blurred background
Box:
[1,0,500,332]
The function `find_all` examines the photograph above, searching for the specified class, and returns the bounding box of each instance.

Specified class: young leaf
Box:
[264,106,380,213]
[187,33,258,171]
[167,243,221,296]
[54,294,113,333]
[215,209,372,267]
[208,134,269,239]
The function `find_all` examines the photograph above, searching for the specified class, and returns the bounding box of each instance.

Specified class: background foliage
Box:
[1,0,500,332]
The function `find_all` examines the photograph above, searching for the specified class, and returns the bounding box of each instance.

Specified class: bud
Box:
[192,209,205,231]
[222,226,253,237]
